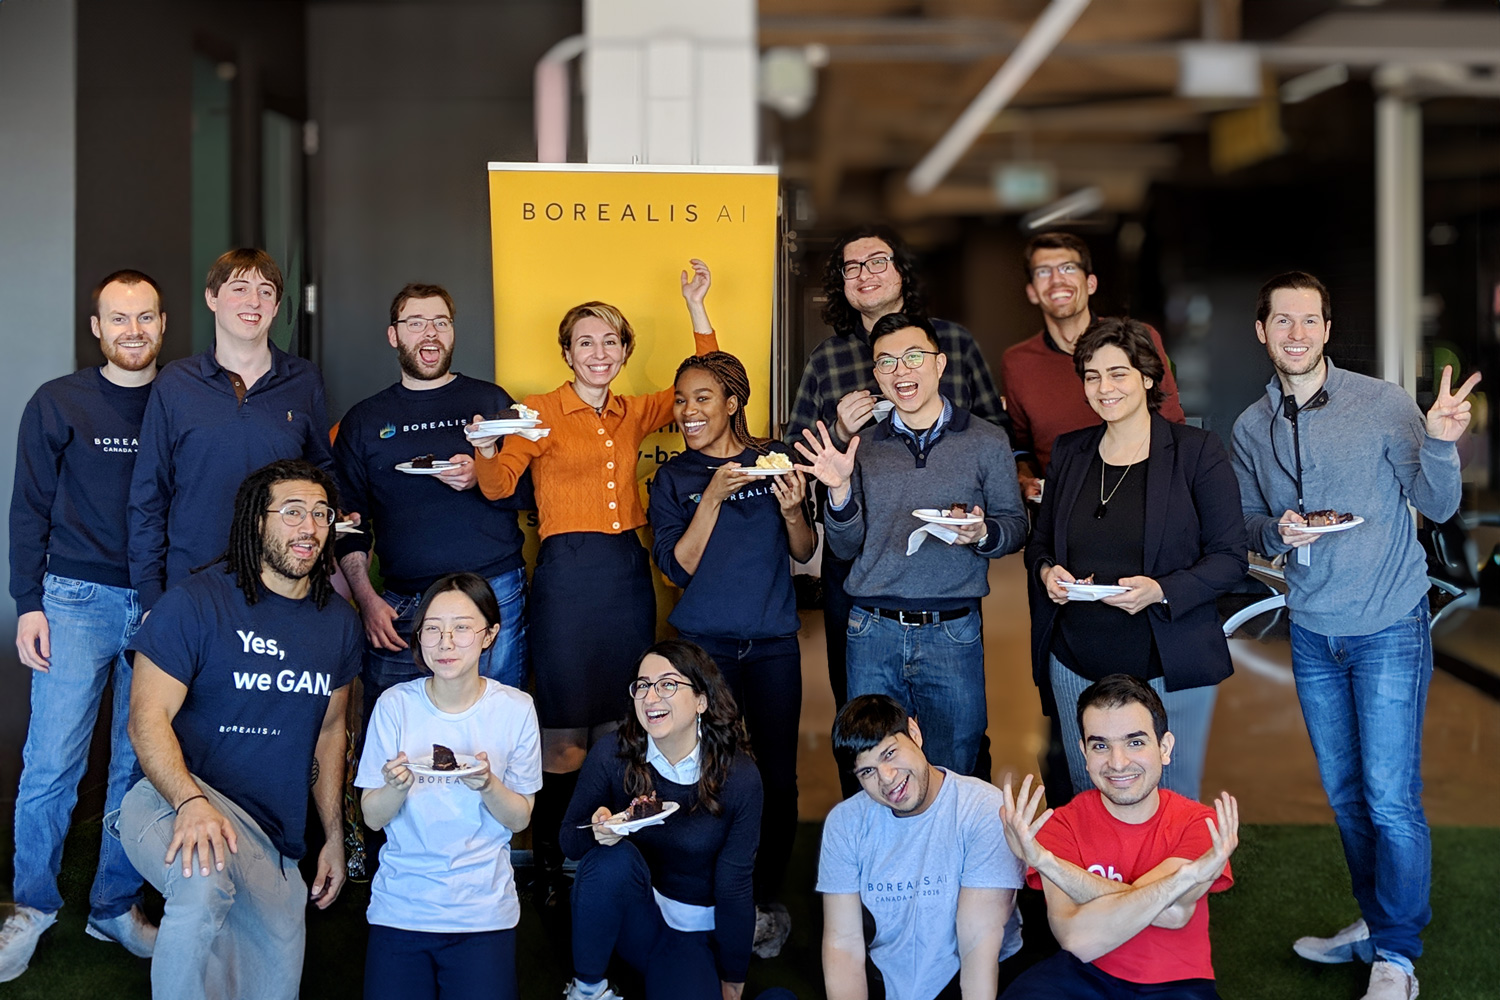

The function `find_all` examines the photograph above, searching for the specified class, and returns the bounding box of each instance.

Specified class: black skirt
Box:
[528,530,656,728]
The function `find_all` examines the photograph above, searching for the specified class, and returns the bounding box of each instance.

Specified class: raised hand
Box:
[1180,792,1239,886]
[680,258,712,305]
[793,421,858,492]
[1425,365,1482,442]
[835,390,877,442]
[999,773,1053,869]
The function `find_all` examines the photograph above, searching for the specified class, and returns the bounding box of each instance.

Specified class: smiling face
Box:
[1256,286,1330,380]
[633,653,708,749]
[674,367,737,454]
[91,280,164,375]
[1080,701,1174,822]
[842,237,904,321]
[206,268,281,344]
[260,479,331,584]
[851,722,939,817]
[1025,247,1097,325]
[389,295,455,383]
[418,589,497,682]
[872,325,947,426]
[1082,344,1153,425]
[564,316,627,393]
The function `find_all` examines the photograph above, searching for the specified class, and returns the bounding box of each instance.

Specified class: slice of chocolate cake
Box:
[430,743,459,771]
[489,406,525,421]
[410,454,437,469]
[947,503,969,519]
[1305,509,1355,527]
[626,792,665,821]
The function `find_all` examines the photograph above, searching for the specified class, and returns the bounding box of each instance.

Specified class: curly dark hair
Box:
[820,224,929,337]
[616,638,751,817]
[1073,317,1167,412]
[674,351,767,454]
[219,459,341,609]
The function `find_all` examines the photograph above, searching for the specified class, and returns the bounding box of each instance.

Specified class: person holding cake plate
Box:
[356,572,542,1000]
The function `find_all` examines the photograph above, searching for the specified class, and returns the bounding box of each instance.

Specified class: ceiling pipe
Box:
[905,0,1091,196]
[535,35,588,163]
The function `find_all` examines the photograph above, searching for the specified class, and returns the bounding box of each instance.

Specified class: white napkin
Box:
[907,524,959,555]
[514,427,550,442]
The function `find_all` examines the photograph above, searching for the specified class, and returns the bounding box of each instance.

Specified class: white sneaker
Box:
[1293,918,1369,964]
[563,978,624,1000]
[0,905,57,983]
[1362,960,1419,1000]
[752,903,791,959]
[85,904,158,958]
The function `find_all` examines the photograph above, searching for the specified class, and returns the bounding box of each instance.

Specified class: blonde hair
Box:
[557,301,636,361]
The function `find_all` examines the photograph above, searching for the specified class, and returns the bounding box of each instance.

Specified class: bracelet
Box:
[175,793,207,812]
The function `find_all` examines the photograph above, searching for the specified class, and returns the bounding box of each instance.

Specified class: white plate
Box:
[1060,582,1131,601]
[603,799,681,835]
[407,752,483,777]
[335,521,362,535]
[912,508,983,526]
[467,419,542,435]
[740,466,796,477]
[395,461,458,475]
[1278,515,1365,534]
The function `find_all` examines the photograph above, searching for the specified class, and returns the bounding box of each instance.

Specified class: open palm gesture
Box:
[1425,365,1482,442]
[793,421,858,491]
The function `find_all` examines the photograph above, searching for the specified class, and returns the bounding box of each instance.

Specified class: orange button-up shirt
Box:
[475,332,717,539]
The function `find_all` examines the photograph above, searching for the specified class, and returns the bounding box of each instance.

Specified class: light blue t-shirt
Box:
[356,678,543,932]
[817,770,1025,1000]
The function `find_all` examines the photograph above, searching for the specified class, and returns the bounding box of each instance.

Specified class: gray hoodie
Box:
[1230,360,1460,636]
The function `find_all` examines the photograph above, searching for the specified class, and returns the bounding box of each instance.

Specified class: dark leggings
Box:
[571,841,721,999]
[681,632,800,905]
[1001,951,1221,999]
[364,924,517,1000]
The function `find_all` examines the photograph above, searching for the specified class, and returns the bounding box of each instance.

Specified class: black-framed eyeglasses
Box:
[265,504,337,528]
[396,316,453,335]
[1030,262,1082,281]
[628,676,695,700]
[841,255,894,280]
[417,622,480,647]
[874,350,941,375]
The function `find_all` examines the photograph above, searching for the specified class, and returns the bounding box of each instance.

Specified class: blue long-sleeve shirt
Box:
[128,343,333,608]
[10,368,152,614]
[332,375,534,594]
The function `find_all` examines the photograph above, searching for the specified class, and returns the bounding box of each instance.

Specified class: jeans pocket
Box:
[846,607,875,639]
[43,573,98,605]
[940,612,982,645]
[489,568,527,605]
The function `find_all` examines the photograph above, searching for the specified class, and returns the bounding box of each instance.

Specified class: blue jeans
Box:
[1290,596,1432,963]
[362,567,528,731]
[846,606,987,776]
[12,573,144,919]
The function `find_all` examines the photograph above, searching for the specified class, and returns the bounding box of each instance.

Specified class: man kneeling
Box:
[1000,675,1238,999]
[819,695,1024,1000]
[120,460,363,998]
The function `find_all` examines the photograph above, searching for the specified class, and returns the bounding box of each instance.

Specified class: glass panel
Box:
[262,109,305,354]
[190,53,233,354]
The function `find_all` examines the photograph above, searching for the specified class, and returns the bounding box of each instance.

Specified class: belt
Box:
[864,606,972,626]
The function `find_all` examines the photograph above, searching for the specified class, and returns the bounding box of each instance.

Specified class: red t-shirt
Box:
[1025,789,1232,983]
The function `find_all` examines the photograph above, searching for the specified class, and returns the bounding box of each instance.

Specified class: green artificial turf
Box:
[2,821,1495,998]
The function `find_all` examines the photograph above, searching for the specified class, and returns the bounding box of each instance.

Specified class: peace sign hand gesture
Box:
[1425,365,1482,442]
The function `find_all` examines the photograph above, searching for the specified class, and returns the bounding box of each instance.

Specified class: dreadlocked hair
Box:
[673,351,768,454]
[617,638,752,817]
[222,459,341,609]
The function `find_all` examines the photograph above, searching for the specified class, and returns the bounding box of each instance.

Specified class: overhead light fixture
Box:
[1178,42,1261,99]
[993,162,1058,209]
[1023,187,1103,230]
[1281,64,1349,104]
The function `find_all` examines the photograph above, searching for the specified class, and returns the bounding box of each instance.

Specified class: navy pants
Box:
[681,632,800,905]
[364,924,517,1000]
[1001,951,1220,999]
[571,841,721,999]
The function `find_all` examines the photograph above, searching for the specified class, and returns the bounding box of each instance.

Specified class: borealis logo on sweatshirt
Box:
[94,436,139,454]
[379,423,397,439]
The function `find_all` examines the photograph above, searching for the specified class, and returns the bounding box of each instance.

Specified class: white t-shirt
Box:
[817,770,1025,1000]
[355,678,543,932]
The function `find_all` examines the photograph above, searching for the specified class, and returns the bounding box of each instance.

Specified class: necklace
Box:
[1095,435,1148,519]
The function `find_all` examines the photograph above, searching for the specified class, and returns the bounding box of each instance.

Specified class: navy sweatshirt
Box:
[332,374,534,594]
[128,343,334,609]
[649,443,801,639]
[560,732,762,983]
[10,368,152,614]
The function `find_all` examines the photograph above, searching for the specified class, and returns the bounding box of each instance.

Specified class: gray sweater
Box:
[1230,360,1461,636]
[826,404,1027,610]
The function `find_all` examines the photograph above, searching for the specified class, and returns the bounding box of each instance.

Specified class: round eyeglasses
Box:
[874,350,941,375]
[628,677,695,700]
[418,622,480,647]
[265,504,337,528]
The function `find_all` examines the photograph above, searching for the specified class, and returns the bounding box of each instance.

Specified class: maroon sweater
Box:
[999,323,1185,473]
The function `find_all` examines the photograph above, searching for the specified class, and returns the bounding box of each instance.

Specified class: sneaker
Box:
[563,978,624,1000]
[85,904,158,958]
[0,905,57,983]
[752,903,791,959]
[1362,960,1419,1000]
[1293,918,1370,964]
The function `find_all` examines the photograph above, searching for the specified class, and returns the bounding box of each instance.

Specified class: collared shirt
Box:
[646,735,702,785]
[474,332,717,539]
[889,397,954,453]
[644,736,714,931]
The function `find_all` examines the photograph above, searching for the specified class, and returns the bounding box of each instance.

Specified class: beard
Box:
[397,340,453,382]
[101,334,162,373]
[263,532,322,582]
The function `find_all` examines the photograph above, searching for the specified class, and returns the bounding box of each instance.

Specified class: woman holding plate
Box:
[560,639,761,1000]
[467,261,719,899]
[356,572,542,1000]
[1024,318,1247,801]
[648,350,814,958]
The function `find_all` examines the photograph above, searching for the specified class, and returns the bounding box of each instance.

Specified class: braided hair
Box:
[673,351,767,454]
[220,459,341,609]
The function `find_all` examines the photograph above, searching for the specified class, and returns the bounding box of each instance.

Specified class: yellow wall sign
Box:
[487,164,779,501]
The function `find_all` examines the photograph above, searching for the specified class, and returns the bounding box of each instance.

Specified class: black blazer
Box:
[1024,411,1248,693]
